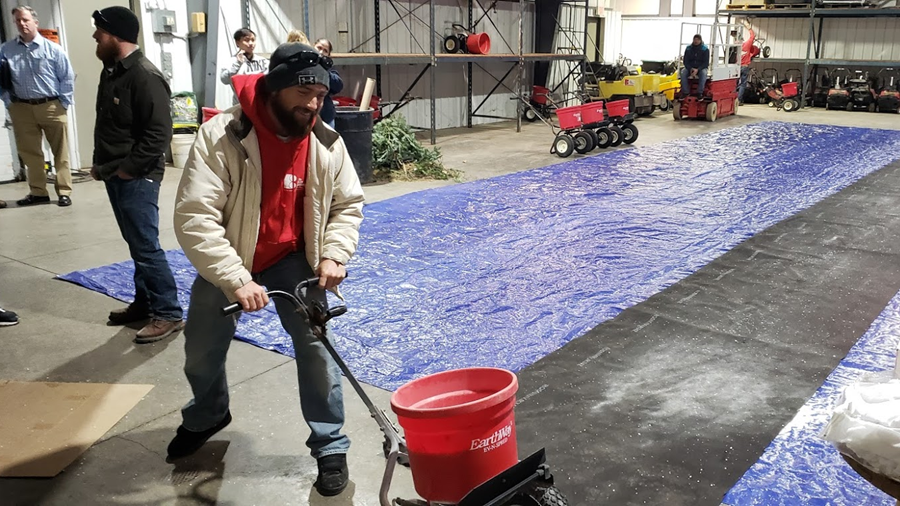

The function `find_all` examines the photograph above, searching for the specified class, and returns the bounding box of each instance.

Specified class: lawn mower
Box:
[875,68,900,113]
[672,21,742,122]
[222,279,569,506]
[848,70,877,112]
[826,68,853,110]
[766,69,802,111]
[592,55,657,116]
[765,80,801,112]
[809,68,832,108]
[741,68,768,105]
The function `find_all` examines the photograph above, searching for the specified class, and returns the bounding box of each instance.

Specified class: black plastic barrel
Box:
[334,107,374,184]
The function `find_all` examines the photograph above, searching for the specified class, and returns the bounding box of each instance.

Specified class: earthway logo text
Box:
[470,423,512,451]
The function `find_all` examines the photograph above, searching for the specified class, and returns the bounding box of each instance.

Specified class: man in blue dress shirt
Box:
[0,5,75,207]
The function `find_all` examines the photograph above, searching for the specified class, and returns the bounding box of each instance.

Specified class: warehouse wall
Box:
[750,16,900,62]
[237,0,536,129]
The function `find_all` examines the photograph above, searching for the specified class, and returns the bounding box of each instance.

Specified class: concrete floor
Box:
[0,105,898,506]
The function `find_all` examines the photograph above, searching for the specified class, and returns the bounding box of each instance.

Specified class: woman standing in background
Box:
[315,38,343,128]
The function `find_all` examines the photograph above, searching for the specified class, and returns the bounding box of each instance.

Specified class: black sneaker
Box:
[0,308,18,326]
[108,304,150,325]
[166,411,232,462]
[315,453,349,496]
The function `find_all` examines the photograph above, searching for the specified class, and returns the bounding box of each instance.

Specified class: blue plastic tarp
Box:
[59,122,900,391]
[723,289,900,506]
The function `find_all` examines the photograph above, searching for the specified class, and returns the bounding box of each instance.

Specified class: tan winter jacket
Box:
[173,106,364,299]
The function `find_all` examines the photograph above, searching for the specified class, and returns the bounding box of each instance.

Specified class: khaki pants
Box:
[8,100,72,197]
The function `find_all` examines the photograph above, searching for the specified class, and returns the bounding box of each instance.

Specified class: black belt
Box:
[11,96,58,105]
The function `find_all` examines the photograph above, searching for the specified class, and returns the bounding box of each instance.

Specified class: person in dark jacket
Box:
[90,6,184,343]
[314,38,343,128]
[680,34,710,99]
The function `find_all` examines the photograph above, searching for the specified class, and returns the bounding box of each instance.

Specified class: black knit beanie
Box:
[265,43,332,93]
[92,7,140,44]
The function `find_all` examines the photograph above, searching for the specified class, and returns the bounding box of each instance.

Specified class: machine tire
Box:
[574,131,594,154]
[763,46,772,58]
[608,125,624,147]
[595,128,613,149]
[524,108,538,122]
[621,123,639,144]
[825,102,831,110]
[659,99,671,112]
[554,135,575,158]
[846,102,853,112]
[505,483,569,506]
[673,102,682,120]
[586,129,600,150]
[443,35,461,53]
[868,103,876,113]
[706,102,718,122]
[733,98,740,115]
[767,100,776,108]
[783,99,796,112]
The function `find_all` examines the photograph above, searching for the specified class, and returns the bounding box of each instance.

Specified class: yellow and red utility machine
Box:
[588,56,678,116]
[673,21,742,122]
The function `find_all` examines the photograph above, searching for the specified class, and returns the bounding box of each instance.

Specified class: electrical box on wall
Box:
[190,12,206,33]
[152,9,177,34]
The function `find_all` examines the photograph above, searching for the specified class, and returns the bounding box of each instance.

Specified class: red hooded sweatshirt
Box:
[233,74,310,273]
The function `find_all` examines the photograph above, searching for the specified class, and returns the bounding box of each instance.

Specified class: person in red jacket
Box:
[738,19,755,105]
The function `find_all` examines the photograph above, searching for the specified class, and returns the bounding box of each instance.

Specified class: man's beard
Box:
[270,96,316,138]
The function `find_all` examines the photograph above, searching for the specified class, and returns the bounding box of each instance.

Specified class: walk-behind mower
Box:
[222,279,569,506]
[848,70,877,112]
[673,21,742,122]
[875,68,900,113]
[765,69,802,111]
[826,68,853,111]
[810,68,832,108]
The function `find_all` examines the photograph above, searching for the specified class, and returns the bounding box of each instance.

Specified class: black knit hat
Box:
[92,7,140,44]
[265,43,332,93]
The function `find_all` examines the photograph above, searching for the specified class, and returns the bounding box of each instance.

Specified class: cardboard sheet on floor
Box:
[58,122,900,390]
[0,381,153,477]
[513,162,900,505]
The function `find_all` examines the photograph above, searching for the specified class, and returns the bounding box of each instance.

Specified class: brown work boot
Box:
[108,304,150,325]
[134,319,184,344]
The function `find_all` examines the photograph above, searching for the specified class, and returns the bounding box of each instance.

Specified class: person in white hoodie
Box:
[171,43,364,498]
[220,28,268,85]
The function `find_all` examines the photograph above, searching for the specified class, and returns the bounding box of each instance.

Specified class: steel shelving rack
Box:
[719,1,900,107]
[331,0,588,144]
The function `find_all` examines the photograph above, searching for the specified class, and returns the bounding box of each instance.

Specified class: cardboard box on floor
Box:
[0,381,153,477]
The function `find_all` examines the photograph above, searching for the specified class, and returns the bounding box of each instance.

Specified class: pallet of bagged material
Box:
[727,0,767,9]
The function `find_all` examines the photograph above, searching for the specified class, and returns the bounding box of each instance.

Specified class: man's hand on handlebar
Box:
[235,281,270,312]
[317,259,346,290]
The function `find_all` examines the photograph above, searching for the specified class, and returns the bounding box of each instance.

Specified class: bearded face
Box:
[269,84,329,138]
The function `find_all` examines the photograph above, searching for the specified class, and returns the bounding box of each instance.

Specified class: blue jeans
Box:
[180,252,349,458]
[105,177,182,321]
[738,66,751,102]
[680,67,708,97]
